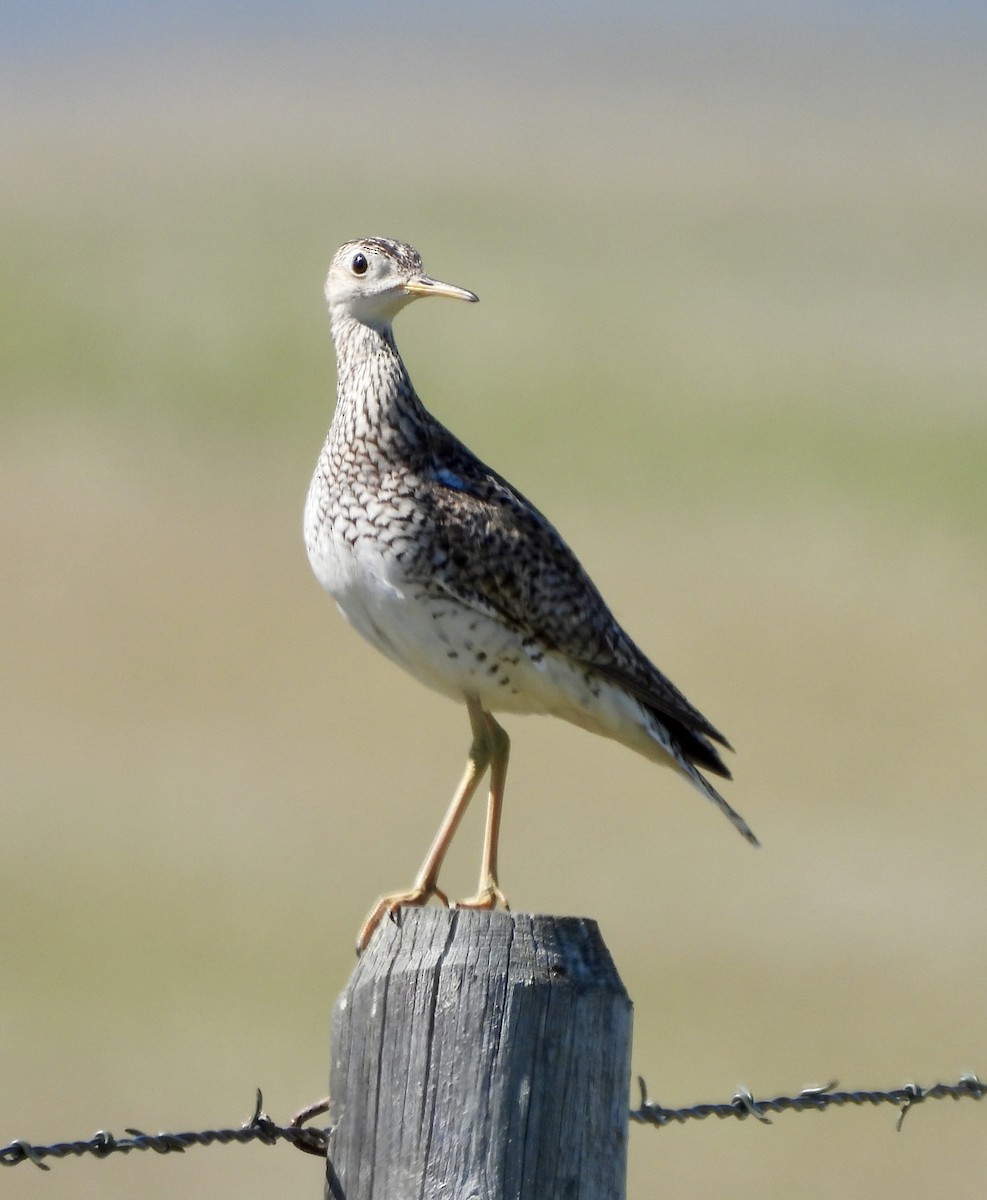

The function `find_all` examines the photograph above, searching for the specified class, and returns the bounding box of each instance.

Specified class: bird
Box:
[304,236,758,952]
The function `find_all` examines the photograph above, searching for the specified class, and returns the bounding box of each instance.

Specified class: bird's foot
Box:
[355,882,450,954]
[455,880,510,913]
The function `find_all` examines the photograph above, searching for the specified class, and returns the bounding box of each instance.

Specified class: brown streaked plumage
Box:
[304,237,758,952]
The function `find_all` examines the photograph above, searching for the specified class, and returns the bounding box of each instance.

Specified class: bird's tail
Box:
[678,756,760,847]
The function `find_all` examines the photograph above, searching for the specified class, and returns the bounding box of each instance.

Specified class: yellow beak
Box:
[403,275,478,303]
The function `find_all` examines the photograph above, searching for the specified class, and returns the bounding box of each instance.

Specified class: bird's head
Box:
[325,237,478,329]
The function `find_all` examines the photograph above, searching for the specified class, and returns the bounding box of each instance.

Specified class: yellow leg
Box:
[356,696,494,953]
[457,710,511,912]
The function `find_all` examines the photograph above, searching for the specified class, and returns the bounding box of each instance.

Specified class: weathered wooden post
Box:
[327,907,632,1200]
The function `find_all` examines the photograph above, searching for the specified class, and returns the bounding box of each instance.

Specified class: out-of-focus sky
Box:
[2,0,986,56]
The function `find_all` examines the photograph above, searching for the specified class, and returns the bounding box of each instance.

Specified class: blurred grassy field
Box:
[2,26,986,1200]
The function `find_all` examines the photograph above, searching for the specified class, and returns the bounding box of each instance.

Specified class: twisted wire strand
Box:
[0,1091,329,1171]
[631,1073,986,1132]
[4,1075,984,1170]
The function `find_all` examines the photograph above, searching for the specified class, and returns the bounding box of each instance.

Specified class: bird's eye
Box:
[351,253,368,276]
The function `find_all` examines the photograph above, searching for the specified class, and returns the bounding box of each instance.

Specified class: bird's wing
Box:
[414,426,730,754]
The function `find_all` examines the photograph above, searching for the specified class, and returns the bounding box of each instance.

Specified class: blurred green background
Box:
[2,8,986,1198]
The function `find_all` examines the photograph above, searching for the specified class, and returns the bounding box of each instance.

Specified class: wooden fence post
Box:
[326,907,632,1200]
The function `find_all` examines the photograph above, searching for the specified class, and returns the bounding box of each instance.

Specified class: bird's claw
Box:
[356,882,451,954]
[455,882,510,912]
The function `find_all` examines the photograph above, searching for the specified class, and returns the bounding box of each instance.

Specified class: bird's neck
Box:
[328,312,429,466]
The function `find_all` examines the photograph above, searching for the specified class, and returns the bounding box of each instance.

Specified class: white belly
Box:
[307,520,672,763]
[307,515,535,708]
[305,492,674,766]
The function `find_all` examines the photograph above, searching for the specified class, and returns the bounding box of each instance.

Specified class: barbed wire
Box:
[631,1073,986,1132]
[0,1091,329,1172]
[3,1074,983,1171]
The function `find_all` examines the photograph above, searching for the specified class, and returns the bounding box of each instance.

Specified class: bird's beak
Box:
[403,274,479,303]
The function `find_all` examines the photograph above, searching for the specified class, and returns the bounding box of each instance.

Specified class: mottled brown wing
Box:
[415,427,731,762]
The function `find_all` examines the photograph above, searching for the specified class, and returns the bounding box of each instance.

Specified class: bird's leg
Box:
[355,696,493,953]
[457,710,511,913]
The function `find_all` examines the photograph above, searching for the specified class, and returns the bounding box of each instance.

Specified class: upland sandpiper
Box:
[304,237,758,951]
